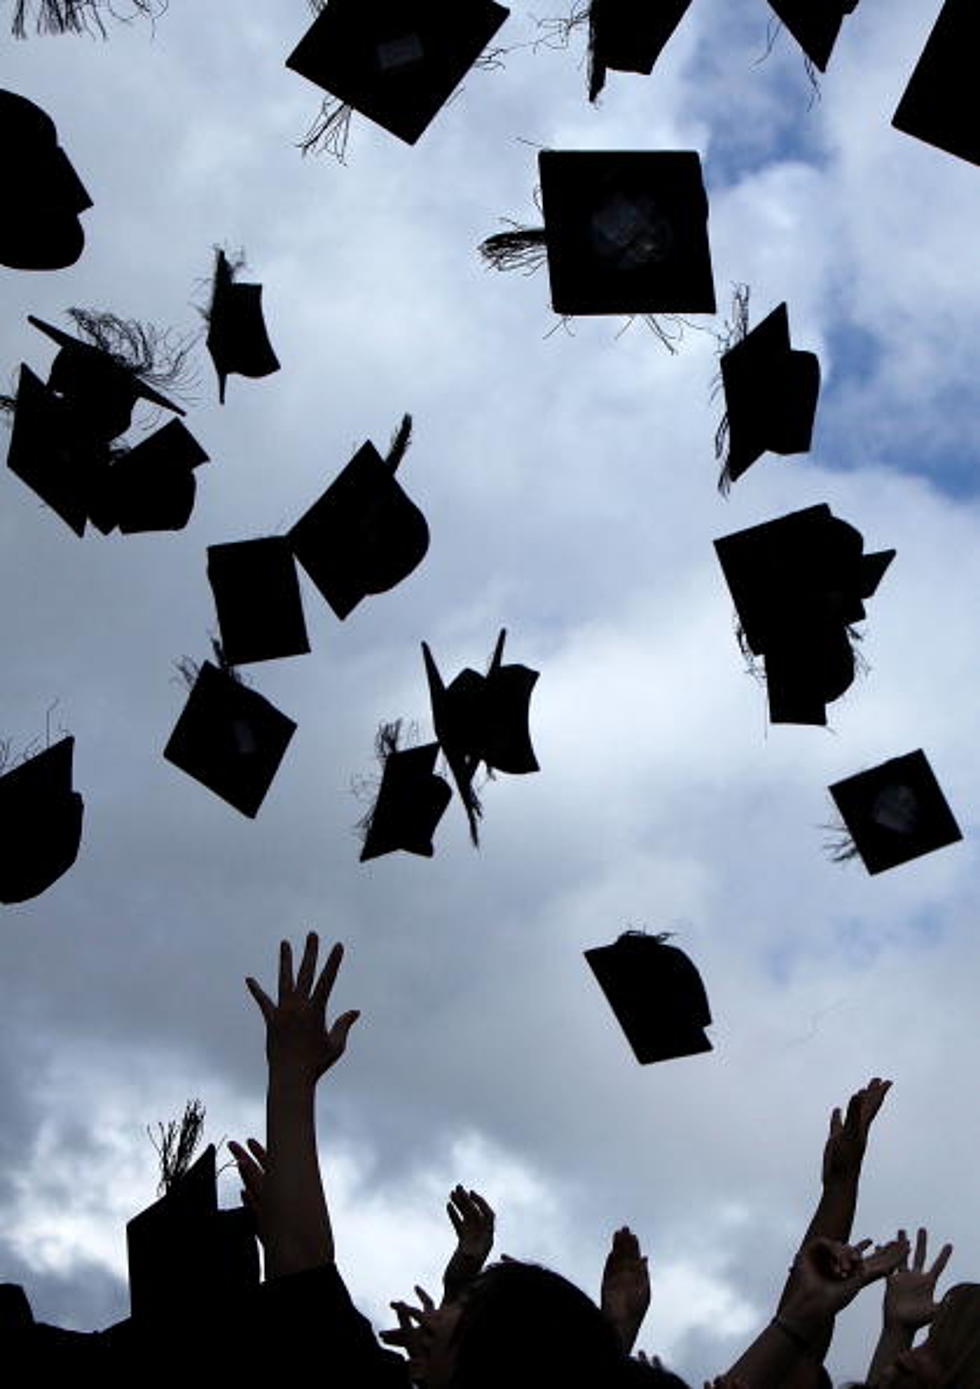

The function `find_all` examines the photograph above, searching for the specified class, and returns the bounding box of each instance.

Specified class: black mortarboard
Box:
[585,931,713,1064]
[207,538,310,666]
[829,750,963,875]
[109,419,209,534]
[5,363,92,535]
[2,89,91,270]
[28,314,184,445]
[892,0,980,168]
[285,0,510,146]
[714,504,895,725]
[537,150,716,316]
[422,629,539,845]
[767,0,859,73]
[360,732,452,861]
[0,735,83,903]
[126,1145,259,1325]
[163,661,296,817]
[289,414,429,620]
[205,250,280,406]
[587,1,692,101]
[719,302,820,488]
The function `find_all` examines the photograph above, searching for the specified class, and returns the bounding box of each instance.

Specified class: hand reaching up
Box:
[822,1078,891,1186]
[601,1226,651,1354]
[883,1227,953,1333]
[788,1233,910,1323]
[245,933,360,1084]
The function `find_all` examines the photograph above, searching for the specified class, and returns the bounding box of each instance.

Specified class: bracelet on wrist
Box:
[771,1315,815,1359]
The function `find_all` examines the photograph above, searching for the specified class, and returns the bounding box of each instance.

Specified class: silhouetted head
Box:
[421,1260,632,1388]
[877,1283,980,1387]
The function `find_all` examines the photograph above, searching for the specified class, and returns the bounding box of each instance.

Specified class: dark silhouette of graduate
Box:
[2,89,91,269]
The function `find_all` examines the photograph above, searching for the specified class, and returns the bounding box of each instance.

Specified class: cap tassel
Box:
[713,283,751,495]
[384,413,413,474]
[148,1098,206,1197]
[822,812,860,864]
[11,0,159,39]
[478,225,549,274]
[298,96,354,164]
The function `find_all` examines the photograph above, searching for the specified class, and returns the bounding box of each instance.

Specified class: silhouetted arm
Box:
[866,1228,951,1386]
[600,1226,651,1355]
[442,1186,495,1305]
[230,933,359,1280]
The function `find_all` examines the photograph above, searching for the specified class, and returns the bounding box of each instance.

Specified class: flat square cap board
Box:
[289,436,429,620]
[591,0,692,76]
[720,302,820,486]
[6,363,91,536]
[207,538,310,666]
[360,740,452,860]
[205,250,280,405]
[285,0,510,145]
[829,750,963,874]
[112,419,210,535]
[0,735,83,903]
[892,0,980,168]
[163,662,297,817]
[2,88,91,270]
[767,0,859,72]
[585,932,713,1064]
[537,150,716,316]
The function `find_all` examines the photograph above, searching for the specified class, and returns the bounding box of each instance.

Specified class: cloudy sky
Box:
[2,1,980,1382]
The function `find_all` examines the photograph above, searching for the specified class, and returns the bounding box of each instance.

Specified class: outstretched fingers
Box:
[312,941,345,1010]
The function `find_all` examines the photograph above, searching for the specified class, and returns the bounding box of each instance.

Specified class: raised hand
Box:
[380,1284,462,1384]
[245,933,360,1083]
[600,1226,651,1353]
[442,1186,495,1304]
[822,1078,891,1186]
[788,1233,910,1320]
[883,1228,953,1332]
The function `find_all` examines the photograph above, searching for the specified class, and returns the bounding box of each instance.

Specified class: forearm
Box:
[442,1251,485,1306]
[263,1069,333,1278]
[866,1323,914,1386]
[727,1302,833,1389]
[778,1175,859,1317]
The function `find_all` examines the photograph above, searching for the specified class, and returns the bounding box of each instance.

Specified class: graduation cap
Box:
[892,0,980,168]
[585,931,713,1064]
[5,363,93,535]
[205,250,280,406]
[285,0,510,146]
[2,89,91,270]
[359,724,452,861]
[163,660,297,817]
[207,537,310,665]
[289,413,429,620]
[829,750,963,875]
[107,419,209,534]
[587,0,692,102]
[28,313,184,446]
[718,302,820,490]
[481,151,715,319]
[0,735,83,904]
[767,0,859,73]
[422,629,539,846]
[126,1144,259,1324]
[714,504,895,725]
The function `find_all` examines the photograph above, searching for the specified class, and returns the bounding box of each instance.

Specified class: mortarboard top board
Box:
[588,0,692,100]
[205,250,280,406]
[585,931,713,1065]
[285,0,510,146]
[537,150,716,316]
[28,314,184,445]
[719,302,821,487]
[5,363,91,536]
[111,419,209,534]
[126,1144,259,1325]
[207,537,310,666]
[767,0,858,73]
[289,414,429,620]
[892,0,980,169]
[360,736,452,861]
[829,750,963,875]
[2,89,91,271]
[0,735,83,904]
[163,660,297,818]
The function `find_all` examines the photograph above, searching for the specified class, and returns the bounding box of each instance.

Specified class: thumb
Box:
[332,1009,361,1048]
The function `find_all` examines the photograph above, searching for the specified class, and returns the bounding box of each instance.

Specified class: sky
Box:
[2,1,980,1383]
